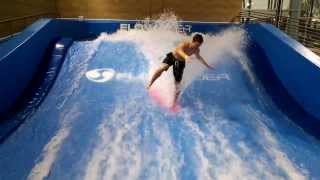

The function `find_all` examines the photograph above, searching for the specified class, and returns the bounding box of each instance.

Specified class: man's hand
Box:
[196,53,214,70]
[208,65,215,70]
[203,63,214,70]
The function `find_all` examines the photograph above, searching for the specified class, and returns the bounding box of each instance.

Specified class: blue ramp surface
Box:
[1,27,320,180]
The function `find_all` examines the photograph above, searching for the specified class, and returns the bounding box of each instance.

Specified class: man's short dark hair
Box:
[192,34,203,44]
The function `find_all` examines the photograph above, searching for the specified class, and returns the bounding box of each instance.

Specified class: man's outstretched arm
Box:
[195,52,214,69]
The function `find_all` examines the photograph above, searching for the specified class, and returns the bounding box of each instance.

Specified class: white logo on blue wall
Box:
[85,68,145,83]
[85,68,230,83]
[200,73,231,81]
[85,68,115,83]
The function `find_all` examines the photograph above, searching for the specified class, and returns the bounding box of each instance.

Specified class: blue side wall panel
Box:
[246,23,320,119]
[0,38,73,142]
[0,19,87,115]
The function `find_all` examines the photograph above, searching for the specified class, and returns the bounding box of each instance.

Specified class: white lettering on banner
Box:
[134,23,144,30]
[200,73,231,81]
[119,23,192,33]
[120,23,131,31]
[177,24,192,33]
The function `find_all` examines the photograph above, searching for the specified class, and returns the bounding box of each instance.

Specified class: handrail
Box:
[239,9,320,55]
[240,11,320,22]
[0,12,58,24]
[0,12,58,40]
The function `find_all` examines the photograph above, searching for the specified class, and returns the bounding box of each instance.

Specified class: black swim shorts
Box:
[162,52,185,82]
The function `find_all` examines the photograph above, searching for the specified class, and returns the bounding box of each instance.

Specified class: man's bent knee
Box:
[160,63,170,71]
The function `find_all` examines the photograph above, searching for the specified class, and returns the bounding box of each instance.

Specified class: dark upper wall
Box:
[56,0,241,22]
[0,0,57,20]
[0,0,241,38]
[0,0,58,38]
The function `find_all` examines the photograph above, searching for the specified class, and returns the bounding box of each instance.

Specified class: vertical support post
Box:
[287,0,301,40]
[275,0,283,27]
[305,0,315,47]
[309,0,315,18]
[246,0,252,23]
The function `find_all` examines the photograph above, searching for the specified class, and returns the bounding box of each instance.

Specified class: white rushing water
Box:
[16,13,320,180]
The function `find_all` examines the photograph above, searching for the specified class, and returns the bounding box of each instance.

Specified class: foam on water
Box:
[8,13,319,180]
[78,14,312,179]
[26,40,101,180]
[96,14,247,107]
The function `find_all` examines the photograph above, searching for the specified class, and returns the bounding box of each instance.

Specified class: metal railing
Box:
[239,9,320,55]
[0,12,58,41]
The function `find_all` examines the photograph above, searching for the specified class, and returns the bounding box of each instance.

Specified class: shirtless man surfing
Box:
[147,34,213,104]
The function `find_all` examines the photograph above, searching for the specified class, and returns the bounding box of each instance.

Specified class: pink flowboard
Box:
[148,89,181,113]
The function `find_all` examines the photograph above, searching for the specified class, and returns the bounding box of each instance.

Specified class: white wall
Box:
[244,0,291,10]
